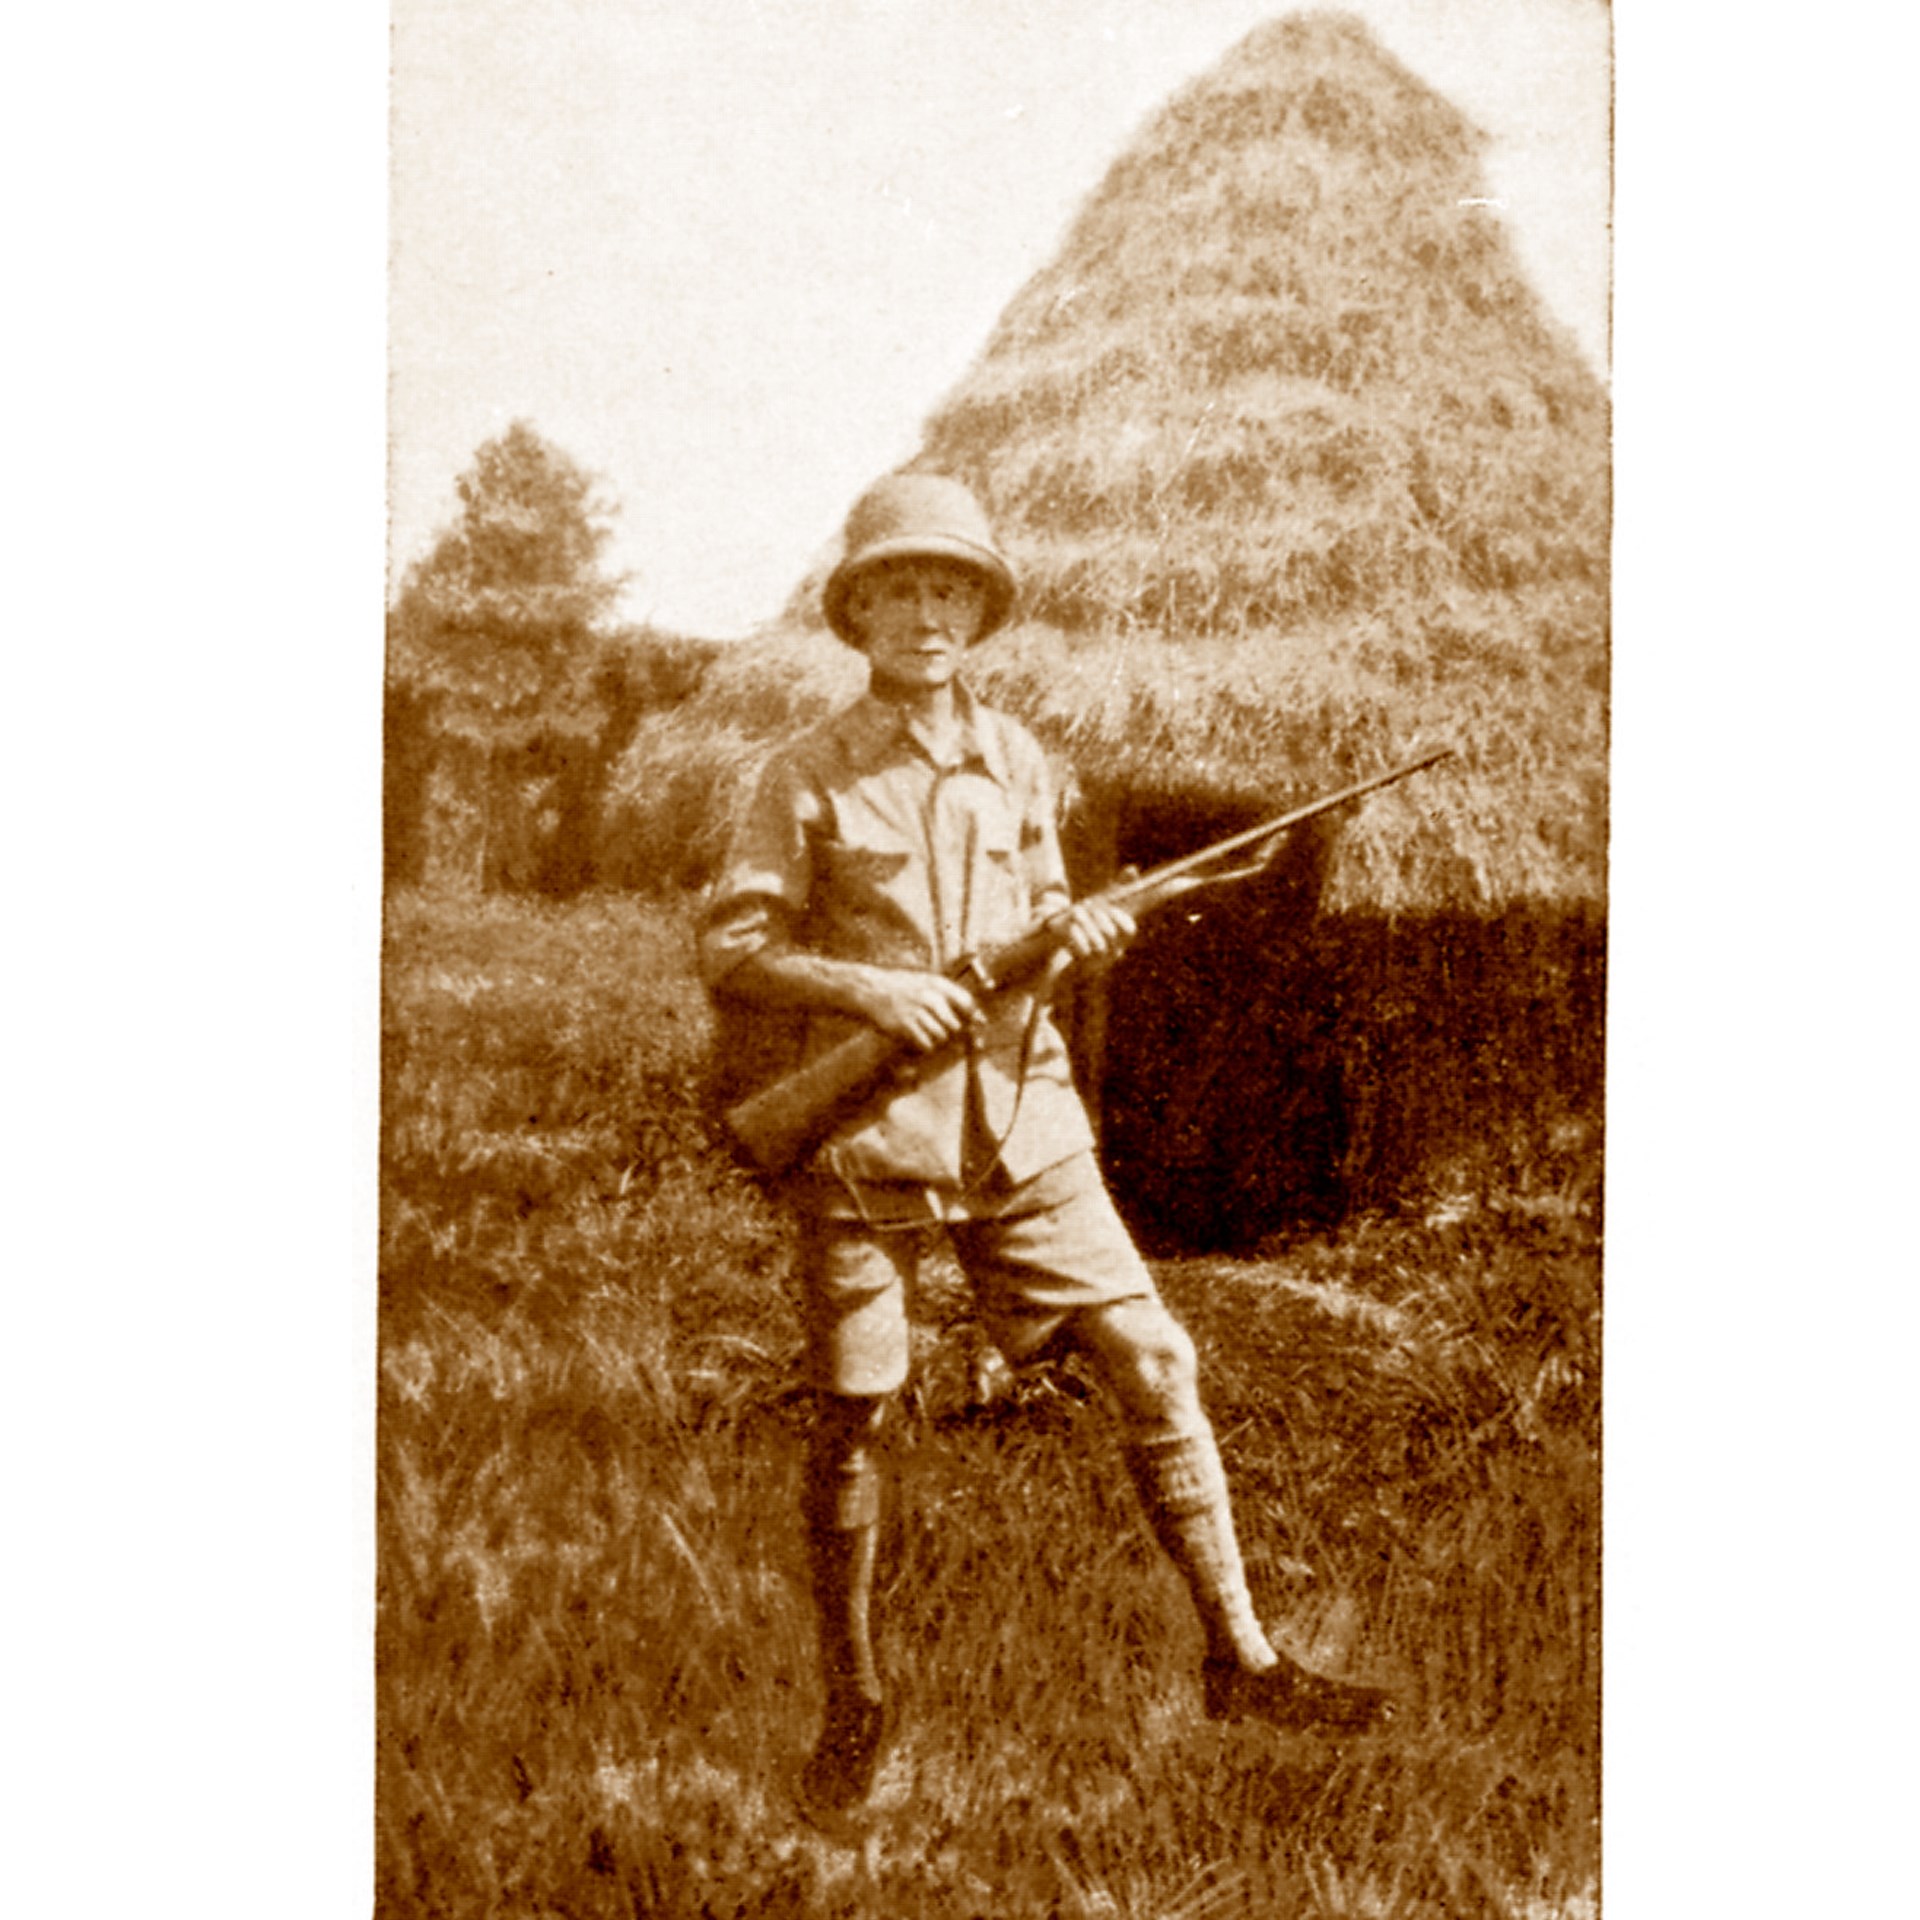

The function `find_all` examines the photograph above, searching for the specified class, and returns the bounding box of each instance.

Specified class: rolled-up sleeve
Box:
[697,753,820,991]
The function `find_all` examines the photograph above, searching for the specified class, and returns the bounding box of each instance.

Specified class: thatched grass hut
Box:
[624,12,1608,1243]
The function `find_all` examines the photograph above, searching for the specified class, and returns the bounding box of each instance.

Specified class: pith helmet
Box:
[822,472,1017,645]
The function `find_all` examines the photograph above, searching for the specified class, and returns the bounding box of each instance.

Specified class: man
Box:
[699,472,1387,1816]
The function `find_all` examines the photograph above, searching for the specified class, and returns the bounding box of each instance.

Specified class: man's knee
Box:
[1072,1298,1201,1423]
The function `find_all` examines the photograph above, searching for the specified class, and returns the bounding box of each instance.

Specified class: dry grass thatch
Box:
[772,10,1608,915]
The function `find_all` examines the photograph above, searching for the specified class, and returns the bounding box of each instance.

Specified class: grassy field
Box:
[379,889,1599,1918]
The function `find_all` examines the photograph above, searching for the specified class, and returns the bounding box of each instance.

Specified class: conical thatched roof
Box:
[784,11,1608,915]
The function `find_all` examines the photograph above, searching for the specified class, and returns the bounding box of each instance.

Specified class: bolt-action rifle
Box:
[722,744,1455,1174]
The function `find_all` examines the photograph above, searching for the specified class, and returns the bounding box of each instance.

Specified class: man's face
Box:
[844,557,989,696]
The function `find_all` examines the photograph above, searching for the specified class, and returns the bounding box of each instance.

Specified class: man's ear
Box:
[836,589,870,652]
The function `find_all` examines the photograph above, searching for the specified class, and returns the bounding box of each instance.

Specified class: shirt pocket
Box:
[819,842,912,890]
[975,822,1031,944]
[814,839,920,960]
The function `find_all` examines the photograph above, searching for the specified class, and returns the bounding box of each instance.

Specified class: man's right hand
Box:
[854,969,983,1053]
[717,949,981,1052]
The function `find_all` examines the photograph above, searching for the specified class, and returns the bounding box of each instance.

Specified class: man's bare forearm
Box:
[716,949,897,1023]
[718,948,982,1054]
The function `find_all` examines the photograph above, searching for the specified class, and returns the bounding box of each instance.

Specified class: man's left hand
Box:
[1061,896,1138,963]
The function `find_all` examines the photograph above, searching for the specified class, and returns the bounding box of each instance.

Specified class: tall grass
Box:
[380,890,1598,1917]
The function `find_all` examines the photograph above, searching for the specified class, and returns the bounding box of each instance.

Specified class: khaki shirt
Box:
[700,683,1096,1205]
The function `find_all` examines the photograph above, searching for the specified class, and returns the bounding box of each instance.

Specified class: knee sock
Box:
[1124,1417,1278,1672]
[805,1396,888,1706]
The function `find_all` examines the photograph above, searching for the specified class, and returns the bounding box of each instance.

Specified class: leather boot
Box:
[800,1518,886,1814]
[1202,1647,1391,1733]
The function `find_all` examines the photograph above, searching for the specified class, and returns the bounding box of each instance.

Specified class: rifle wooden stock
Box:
[723,919,1068,1174]
[721,744,1454,1175]
[724,1024,906,1175]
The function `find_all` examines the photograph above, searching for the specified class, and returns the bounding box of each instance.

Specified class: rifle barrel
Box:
[722,741,1455,1173]
[1108,744,1455,907]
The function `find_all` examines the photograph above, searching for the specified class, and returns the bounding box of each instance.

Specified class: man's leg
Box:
[793,1213,917,1811]
[955,1157,1387,1731]
[1072,1298,1274,1665]
[1074,1296,1389,1731]
[800,1390,890,1811]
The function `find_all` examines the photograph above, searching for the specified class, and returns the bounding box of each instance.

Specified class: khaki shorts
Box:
[796,1152,1157,1396]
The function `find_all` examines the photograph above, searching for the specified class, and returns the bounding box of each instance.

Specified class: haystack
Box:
[904,13,1609,1235]
[670,12,1608,1240]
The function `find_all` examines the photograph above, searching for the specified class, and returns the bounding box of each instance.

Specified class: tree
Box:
[388,422,631,892]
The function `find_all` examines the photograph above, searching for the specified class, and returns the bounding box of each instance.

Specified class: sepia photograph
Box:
[381,4,1609,1912]
[18,6,1917,1917]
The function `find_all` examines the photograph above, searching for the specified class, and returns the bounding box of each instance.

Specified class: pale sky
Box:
[390,0,1610,636]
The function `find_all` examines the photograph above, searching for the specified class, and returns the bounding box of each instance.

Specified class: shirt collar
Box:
[838,677,1011,786]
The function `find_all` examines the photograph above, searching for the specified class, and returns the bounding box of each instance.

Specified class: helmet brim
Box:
[822,536,1017,647]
